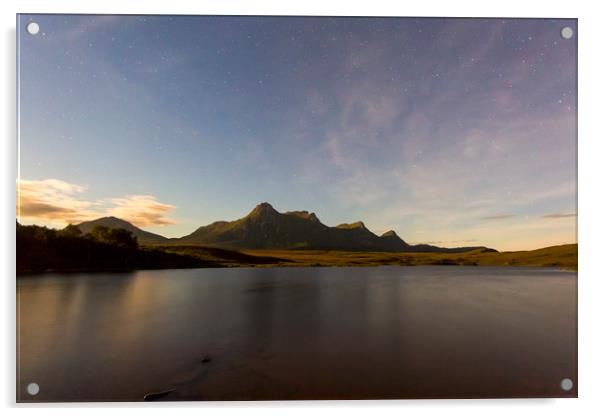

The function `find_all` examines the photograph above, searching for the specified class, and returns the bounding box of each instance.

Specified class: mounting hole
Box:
[560,378,574,391]
[26,382,40,396]
[560,26,574,40]
[26,22,40,35]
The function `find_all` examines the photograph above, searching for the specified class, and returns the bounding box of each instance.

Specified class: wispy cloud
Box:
[17,179,98,224]
[17,178,176,228]
[293,20,575,251]
[482,214,515,220]
[18,17,575,250]
[543,213,577,219]
[108,195,176,226]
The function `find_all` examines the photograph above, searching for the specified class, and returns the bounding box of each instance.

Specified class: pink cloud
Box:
[17,178,176,228]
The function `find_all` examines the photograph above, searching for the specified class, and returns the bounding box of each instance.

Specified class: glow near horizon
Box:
[17,15,576,251]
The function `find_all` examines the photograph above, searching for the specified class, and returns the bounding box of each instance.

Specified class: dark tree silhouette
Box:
[89,225,138,248]
[16,222,208,273]
[59,224,83,238]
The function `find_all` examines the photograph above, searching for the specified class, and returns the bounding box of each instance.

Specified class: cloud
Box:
[17,178,176,228]
[17,179,98,225]
[543,213,577,219]
[108,195,176,227]
[481,214,515,220]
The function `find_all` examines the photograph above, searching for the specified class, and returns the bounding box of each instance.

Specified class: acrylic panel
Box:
[16,14,577,402]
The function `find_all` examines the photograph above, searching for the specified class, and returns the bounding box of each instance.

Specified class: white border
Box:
[2,1,602,415]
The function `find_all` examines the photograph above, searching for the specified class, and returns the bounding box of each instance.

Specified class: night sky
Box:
[17,15,577,250]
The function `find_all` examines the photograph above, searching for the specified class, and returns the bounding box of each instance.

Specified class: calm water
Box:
[17,266,577,401]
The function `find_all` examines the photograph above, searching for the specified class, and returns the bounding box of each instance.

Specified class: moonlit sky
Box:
[17,15,577,250]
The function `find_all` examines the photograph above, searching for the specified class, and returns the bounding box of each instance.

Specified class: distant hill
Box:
[177,202,493,253]
[407,244,498,254]
[76,216,169,244]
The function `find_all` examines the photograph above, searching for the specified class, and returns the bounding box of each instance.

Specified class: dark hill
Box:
[76,217,169,244]
[408,244,497,253]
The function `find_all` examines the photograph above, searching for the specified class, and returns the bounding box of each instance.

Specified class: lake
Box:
[17,266,577,401]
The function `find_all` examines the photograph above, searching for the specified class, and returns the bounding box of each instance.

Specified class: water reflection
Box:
[17,267,576,401]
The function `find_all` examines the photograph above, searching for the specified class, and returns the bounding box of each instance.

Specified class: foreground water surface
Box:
[17,266,577,401]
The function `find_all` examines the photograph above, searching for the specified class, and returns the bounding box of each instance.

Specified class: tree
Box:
[89,225,138,248]
[59,224,82,238]
[107,227,139,249]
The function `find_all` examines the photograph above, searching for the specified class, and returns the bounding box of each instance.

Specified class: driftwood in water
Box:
[143,388,175,401]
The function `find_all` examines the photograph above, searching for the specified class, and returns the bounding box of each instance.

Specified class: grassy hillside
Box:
[18,220,576,272]
[153,244,288,267]
[465,244,577,268]
[157,244,577,270]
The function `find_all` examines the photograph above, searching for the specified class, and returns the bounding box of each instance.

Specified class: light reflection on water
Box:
[17,266,576,401]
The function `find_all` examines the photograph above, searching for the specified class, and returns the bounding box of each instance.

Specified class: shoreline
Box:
[17,261,577,276]
[17,244,578,275]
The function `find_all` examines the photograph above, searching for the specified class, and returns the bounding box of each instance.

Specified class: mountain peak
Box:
[248,202,279,217]
[381,230,398,238]
[99,216,128,223]
[336,221,366,230]
[285,210,321,223]
[82,216,132,227]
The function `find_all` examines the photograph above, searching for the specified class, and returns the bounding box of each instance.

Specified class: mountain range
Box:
[76,202,495,253]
